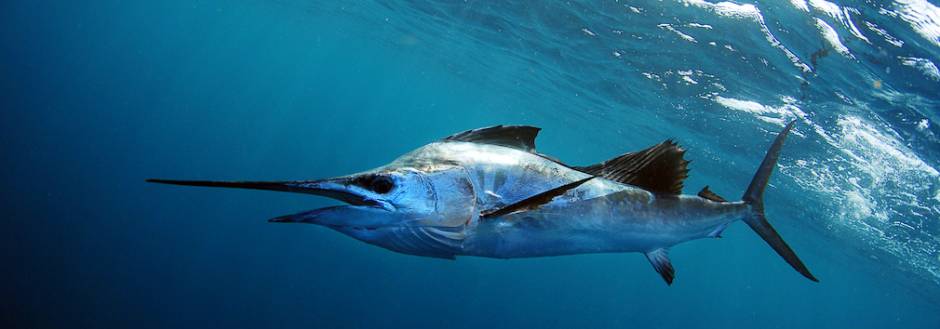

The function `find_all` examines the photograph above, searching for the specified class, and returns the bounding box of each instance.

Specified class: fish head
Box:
[149,159,477,257]
[268,164,476,256]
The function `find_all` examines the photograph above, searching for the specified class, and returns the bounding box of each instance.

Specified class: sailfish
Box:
[148,121,817,284]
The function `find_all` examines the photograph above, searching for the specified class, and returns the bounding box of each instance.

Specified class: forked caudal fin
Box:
[741,121,818,282]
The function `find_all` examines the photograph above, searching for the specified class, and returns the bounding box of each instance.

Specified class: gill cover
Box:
[327,165,478,259]
[268,165,476,228]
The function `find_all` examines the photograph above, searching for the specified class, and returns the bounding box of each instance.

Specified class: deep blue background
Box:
[3,1,939,328]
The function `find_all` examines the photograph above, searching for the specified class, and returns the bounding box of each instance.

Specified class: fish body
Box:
[149,123,816,284]
[466,192,749,259]
[395,140,746,258]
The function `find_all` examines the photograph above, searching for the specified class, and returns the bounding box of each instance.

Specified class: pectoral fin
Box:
[645,248,675,285]
[480,177,593,219]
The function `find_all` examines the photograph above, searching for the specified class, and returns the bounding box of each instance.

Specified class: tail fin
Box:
[741,121,818,282]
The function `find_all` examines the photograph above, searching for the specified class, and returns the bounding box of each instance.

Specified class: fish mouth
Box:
[267,202,398,228]
[146,177,380,204]
[146,177,393,226]
[269,206,383,231]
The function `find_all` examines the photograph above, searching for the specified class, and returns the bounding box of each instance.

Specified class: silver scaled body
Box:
[393,141,749,258]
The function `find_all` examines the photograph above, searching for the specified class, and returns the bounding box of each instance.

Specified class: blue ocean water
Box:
[3,0,939,328]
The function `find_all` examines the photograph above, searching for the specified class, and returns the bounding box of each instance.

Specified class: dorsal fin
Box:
[443,125,541,152]
[574,140,689,195]
[697,185,727,202]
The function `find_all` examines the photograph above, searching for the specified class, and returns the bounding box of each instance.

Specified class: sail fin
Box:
[574,140,690,195]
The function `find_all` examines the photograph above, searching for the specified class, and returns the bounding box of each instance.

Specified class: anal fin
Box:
[645,248,675,285]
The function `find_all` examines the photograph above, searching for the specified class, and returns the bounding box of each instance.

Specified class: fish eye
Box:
[367,175,394,194]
